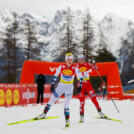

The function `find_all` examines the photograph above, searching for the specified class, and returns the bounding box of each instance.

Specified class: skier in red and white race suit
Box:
[76,54,106,122]
[36,53,83,127]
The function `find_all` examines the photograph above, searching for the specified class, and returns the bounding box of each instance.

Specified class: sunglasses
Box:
[66,53,73,56]
[78,58,84,60]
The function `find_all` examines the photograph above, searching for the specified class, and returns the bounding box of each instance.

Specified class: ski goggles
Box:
[78,57,84,60]
[77,54,84,60]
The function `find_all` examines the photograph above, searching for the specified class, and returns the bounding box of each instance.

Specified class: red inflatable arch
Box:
[20,60,123,100]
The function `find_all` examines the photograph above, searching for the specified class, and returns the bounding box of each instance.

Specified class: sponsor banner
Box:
[0,84,51,107]
[0,83,125,107]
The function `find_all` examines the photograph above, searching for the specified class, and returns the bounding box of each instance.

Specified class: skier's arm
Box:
[90,60,98,71]
[50,65,61,92]
[75,67,82,80]
[83,61,98,75]
[75,67,83,94]
[51,65,61,85]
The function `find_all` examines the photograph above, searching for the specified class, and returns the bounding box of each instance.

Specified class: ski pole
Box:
[96,70,120,113]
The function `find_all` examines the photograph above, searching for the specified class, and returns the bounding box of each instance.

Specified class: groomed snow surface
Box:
[0,99,133,134]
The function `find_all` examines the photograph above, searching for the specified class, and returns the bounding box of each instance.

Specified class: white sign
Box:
[22,89,35,103]
[109,91,119,94]
[108,85,119,88]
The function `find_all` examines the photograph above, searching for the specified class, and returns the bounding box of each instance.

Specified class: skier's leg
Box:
[44,83,64,113]
[36,83,64,119]
[78,87,85,114]
[64,94,73,119]
[86,81,101,110]
[78,89,85,122]
[86,81,106,118]
[79,96,85,115]
[64,84,73,127]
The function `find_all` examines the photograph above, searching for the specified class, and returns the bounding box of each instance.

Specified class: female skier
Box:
[36,53,83,127]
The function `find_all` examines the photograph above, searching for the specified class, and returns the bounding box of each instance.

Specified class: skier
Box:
[36,53,83,127]
[76,54,106,123]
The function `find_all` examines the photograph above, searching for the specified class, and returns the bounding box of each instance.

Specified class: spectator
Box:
[36,74,46,104]
[102,82,107,100]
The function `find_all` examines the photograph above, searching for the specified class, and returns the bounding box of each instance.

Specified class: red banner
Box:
[0,84,51,107]
[1,83,131,107]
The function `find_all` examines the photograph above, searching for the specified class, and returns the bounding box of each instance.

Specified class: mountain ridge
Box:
[0,10,134,63]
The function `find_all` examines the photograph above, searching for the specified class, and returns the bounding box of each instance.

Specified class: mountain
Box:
[0,10,134,71]
[99,13,134,56]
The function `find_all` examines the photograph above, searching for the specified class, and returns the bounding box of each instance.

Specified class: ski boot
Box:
[64,108,70,127]
[98,109,107,118]
[34,104,51,120]
[65,119,70,128]
[79,113,84,123]
[34,112,46,120]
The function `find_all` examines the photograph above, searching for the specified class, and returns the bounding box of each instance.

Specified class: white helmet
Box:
[77,54,84,59]
[65,53,73,60]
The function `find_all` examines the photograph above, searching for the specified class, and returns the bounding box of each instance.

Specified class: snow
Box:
[0,99,134,134]
[99,12,134,57]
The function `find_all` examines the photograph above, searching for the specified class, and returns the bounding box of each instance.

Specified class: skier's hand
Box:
[90,60,98,71]
[50,84,55,93]
[77,86,82,94]
[94,66,98,71]
[90,60,96,66]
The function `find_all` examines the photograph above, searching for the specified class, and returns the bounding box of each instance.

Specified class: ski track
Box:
[0,99,133,134]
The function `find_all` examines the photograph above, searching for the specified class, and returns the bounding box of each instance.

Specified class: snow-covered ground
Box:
[0,99,134,134]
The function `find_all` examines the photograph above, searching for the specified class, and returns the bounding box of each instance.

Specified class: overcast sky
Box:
[1,0,134,21]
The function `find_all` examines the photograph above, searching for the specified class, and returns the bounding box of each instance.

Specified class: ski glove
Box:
[50,76,57,93]
[50,84,55,93]
[77,78,83,94]
[90,60,98,70]
[77,86,82,94]
[90,60,96,65]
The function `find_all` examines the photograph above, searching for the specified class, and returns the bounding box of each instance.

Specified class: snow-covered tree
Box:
[59,7,78,61]
[24,18,44,60]
[0,12,22,83]
[82,8,94,62]
[95,29,116,62]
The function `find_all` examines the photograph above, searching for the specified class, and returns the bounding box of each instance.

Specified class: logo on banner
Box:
[0,89,5,105]
[108,85,119,88]
[13,89,19,104]
[22,89,35,103]
[109,91,119,94]
[50,67,57,72]
[6,89,12,105]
